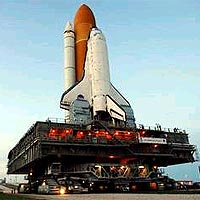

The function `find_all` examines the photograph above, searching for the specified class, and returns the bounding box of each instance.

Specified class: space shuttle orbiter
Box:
[60,4,136,128]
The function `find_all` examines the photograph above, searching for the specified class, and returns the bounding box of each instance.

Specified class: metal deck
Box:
[7,119,195,178]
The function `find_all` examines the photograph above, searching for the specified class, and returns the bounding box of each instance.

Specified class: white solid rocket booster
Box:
[64,22,75,91]
[63,22,75,121]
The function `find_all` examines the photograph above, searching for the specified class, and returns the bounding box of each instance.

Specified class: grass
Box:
[0,193,32,200]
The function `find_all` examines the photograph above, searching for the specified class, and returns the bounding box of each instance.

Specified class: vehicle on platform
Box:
[18,183,30,193]
[58,177,88,193]
[37,178,61,194]
[193,182,200,189]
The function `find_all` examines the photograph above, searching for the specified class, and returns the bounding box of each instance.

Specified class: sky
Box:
[0,0,200,182]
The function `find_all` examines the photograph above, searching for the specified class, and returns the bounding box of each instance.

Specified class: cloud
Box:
[177,17,197,23]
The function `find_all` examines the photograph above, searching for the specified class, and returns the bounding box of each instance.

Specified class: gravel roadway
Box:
[0,184,12,193]
[18,193,200,200]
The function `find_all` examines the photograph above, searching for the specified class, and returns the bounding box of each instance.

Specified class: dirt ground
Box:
[17,193,200,200]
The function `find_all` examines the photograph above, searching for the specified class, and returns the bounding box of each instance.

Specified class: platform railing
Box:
[137,123,187,134]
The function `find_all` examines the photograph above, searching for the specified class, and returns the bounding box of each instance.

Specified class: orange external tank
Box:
[74,4,96,82]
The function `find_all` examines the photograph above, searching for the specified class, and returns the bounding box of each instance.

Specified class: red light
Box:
[124,131,132,140]
[65,129,70,134]
[109,156,115,159]
[94,131,99,137]
[154,144,158,148]
[49,129,57,135]
[115,131,119,135]
[51,129,56,133]
[100,131,105,135]
[76,131,84,139]
[49,128,58,139]
[106,134,112,140]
